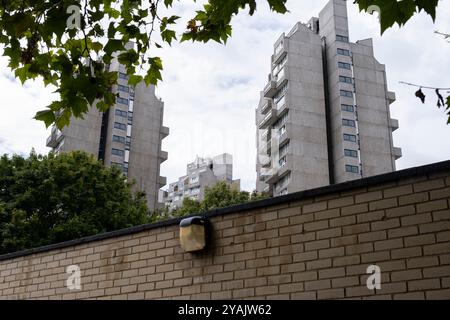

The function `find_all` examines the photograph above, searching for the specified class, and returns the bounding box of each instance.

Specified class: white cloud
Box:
[0,0,449,191]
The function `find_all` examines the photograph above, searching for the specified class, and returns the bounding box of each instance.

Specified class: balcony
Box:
[276,66,289,88]
[390,118,399,132]
[271,40,288,65]
[278,126,290,148]
[260,99,273,115]
[393,147,402,160]
[258,107,277,129]
[46,127,63,148]
[158,176,167,187]
[159,150,168,162]
[260,129,269,142]
[277,155,292,178]
[260,156,271,168]
[263,76,278,98]
[160,126,169,139]
[388,91,396,104]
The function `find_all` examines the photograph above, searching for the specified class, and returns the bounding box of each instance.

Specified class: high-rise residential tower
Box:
[161,153,240,210]
[46,47,169,211]
[256,0,401,197]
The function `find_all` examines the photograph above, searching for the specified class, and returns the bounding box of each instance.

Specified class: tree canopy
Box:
[0,0,443,128]
[153,181,267,220]
[0,150,148,254]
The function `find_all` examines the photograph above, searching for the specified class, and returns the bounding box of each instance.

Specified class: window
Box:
[279,156,287,167]
[274,82,288,102]
[114,122,127,130]
[273,111,289,129]
[341,104,354,112]
[279,188,288,196]
[339,76,353,84]
[275,41,284,55]
[344,149,358,158]
[115,109,127,117]
[117,97,128,105]
[338,62,352,70]
[279,141,290,157]
[342,119,356,127]
[112,135,125,143]
[278,124,286,136]
[337,48,351,56]
[273,55,287,75]
[111,148,124,157]
[336,35,349,42]
[190,176,199,184]
[119,72,128,80]
[340,90,353,98]
[275,172,291,191]
[276,95,286,110]
[118,85,130,93]
[343,134,357,142]
[111,161,123,168]
[345,165,359,174]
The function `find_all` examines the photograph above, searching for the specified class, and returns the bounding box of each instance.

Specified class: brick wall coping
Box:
[1,159,449,262]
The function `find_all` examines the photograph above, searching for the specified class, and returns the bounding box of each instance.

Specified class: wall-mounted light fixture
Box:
[179,216,207,252]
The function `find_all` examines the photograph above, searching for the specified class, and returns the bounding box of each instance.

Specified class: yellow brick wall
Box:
[1,166,450,300]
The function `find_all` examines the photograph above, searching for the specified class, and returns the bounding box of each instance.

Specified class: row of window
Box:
[111,148,124,157]
[338,62,351,70]
[345,165,359,174]
[117,97,128,105]
[114,122,127,130]
[113,135,126,143]
[339,76,353,84]
[115,109,128,118]
[342,118,356,127]
[337,48,351,56]
[336,35,349,42]
[341,104,354,112]
[343,133,357,142]
[118,85,129,93]
[119,72,128,80]
[344,149,358,158]
[340,90,353,98]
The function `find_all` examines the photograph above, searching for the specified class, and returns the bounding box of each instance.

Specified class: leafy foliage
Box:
[0,0,440,128]
[355,0,439,34]
[152,181,268,220]
[0,150,148,254]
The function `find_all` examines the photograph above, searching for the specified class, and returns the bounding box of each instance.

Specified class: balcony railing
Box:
[260,99,272,115]
[263,77,277,98]
[258,108,277,129]
[388,91,396,104]
[393,147,402,160]
[390,118,399,132]
[46,127,63,148]
[271,40,288,65]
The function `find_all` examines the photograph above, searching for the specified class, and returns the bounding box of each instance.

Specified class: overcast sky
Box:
[1,0,449,192]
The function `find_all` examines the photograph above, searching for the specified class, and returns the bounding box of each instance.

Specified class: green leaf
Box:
[161,29,177,45]
[128,75,143,86]
[104,39,124,55]
[144,57,163,85]
[34,109,55,128]
[14,65,31,84]
[91,42,103,53]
